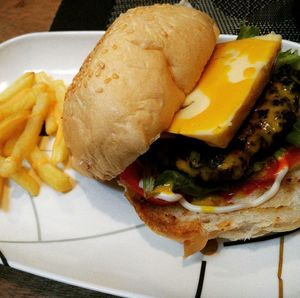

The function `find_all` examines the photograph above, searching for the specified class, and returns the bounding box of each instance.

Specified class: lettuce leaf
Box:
[237,23,260,40]
[276,49,300,70]
[286,119,300,147]
[155,170,221,198]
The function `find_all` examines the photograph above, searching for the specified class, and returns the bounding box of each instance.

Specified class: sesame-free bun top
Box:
[63,4,219,180]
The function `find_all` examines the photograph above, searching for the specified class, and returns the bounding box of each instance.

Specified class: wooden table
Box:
[0,1,116,296]
[0,0,61,42]
[0,266,114,297]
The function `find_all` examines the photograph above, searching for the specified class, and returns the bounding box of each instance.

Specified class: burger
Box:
[62,4,300,256]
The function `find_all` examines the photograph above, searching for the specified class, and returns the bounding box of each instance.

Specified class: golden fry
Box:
[3,131,21,157]
[11,92,50,161]
[35,163,73,192]
[0,178,10,211]
[29,147,73,192]
[0,177,4,205]
[11,167,40,196]
[0,83,47,118]
[35,72,53,86]
[51,123,69,164]
[0,72,35,103]
[0,156,18,177]
[53,80,66,122]
[44,82,59,135]
[0,71,74,200]
[0,110,29,144]
[45,103,58,135]
[54,80,66,99]
[39,136,51,151]
[44,78,66,135]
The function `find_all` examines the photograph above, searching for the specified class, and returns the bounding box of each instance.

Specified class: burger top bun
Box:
[63,4,219,180]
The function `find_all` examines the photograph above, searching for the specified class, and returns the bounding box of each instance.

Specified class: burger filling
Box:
[120,26,300,213]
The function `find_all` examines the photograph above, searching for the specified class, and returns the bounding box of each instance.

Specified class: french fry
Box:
[0,156,18,177]
[45,80,67,137]
[3,131,21,157]
[44,80,59,135]
[0,178,10,211]
[35,72,53,86]
[43,78,66,135]
[0,176,4,207]
[0,145,39,196]
[36,72,58,135]
[54,80,66,99]
[29,146,73,192]
[51,123,69,164]
[0,71,75,203]
[0,146,9,210]
[0,72,35,103]
[11,92,50,161]
[53,80,66,122]
[0,110,29,144]
[0,83,47,118]
[11,167,40,196]
[39,136,51,151]
[45,103,58,135]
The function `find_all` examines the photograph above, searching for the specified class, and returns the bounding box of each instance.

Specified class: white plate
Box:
[0,31,300,298]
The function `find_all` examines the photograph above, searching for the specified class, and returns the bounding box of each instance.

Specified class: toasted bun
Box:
[63,4,219,180]
[123,168,300,257]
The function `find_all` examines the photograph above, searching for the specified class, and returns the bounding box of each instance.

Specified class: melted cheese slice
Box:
[168,34,281,148]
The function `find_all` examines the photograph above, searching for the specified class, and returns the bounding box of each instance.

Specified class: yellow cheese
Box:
[168,34,281,148]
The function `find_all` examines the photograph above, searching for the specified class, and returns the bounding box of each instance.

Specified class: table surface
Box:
[0,1,116,296]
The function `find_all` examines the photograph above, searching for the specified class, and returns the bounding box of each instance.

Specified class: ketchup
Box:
[285,146,300,169]
[119,162,144,197]
[120,146,300,204]
[222,146,300,200]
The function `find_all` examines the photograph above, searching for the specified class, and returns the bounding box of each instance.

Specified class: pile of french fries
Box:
[0,72,74,210]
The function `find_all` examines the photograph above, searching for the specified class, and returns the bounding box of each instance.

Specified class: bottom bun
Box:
[123,167,300,257]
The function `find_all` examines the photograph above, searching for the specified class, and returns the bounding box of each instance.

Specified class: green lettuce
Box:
[237,23,260,40]
[286,119,300,147]
[276,49,300,70]
[155,170,221,198]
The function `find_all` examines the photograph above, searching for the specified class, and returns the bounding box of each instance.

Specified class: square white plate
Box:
[0,31,300,298]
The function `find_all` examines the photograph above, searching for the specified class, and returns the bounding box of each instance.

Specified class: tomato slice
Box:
[119,162,144,197]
